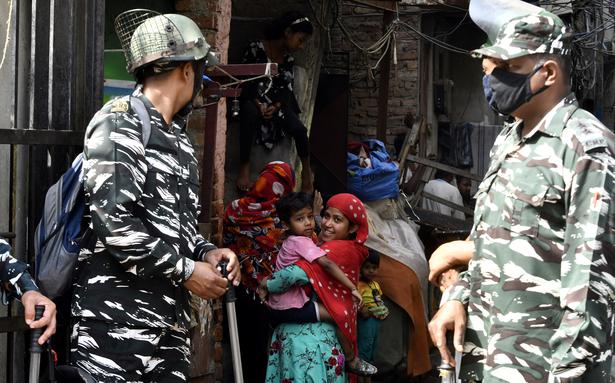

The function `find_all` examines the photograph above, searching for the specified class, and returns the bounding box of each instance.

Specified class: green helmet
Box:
[115,9,218,73]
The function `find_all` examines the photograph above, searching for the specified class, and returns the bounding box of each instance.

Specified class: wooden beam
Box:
[376,11,395,142]
[422,191,474,216]
[206,63,278,79]
[406,154,483,181]
[351,0,398,12]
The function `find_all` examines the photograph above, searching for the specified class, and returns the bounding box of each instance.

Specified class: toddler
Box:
[357,249,388,378]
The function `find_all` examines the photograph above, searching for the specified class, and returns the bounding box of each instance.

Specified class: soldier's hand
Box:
[21,290,57,344]
[204,248,241,286]
[428,240,474,284]
[428,300,466,367]
[184,262,228,299]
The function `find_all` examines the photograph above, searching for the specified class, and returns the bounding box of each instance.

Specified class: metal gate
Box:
[0,1,104,381]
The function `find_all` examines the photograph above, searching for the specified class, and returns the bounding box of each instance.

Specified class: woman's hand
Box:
[262,102,281,120]
[428,240,474,284]
[313,190,323,217]
[438,268,461,293]
[257,278,269,303]
[351,288,363,306]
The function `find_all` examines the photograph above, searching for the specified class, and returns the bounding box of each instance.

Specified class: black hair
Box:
[364,248,380,267]
[531,53,572,86]
[275,192,313,223]
[264,11,314,40]
[434,169,453,181]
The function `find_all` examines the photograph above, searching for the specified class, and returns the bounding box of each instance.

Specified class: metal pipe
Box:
[12,1,32,381]
[15,0,31,263]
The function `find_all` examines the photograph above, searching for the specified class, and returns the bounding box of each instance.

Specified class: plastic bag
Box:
[347,139,400,201]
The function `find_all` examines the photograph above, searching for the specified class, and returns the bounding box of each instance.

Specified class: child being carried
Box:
[259,192,376,376]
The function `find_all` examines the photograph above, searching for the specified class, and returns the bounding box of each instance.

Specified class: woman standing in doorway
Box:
[237,11,314,193]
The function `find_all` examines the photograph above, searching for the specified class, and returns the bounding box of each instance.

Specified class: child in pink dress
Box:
[259,192,378,377]
[262,192,362,325]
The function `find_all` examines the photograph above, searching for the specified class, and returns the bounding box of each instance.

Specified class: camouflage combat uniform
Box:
[0,238,38,301]
[71,89,216,382]
[445,7,615,383]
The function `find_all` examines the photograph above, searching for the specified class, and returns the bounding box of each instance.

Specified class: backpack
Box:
[34,95,152,299]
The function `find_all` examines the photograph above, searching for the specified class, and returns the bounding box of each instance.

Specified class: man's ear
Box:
[543,60,558,87]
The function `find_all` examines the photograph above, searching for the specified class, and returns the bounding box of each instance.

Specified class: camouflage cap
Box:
[472,11,572,60]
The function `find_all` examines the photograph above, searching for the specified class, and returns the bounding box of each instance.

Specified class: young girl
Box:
[261,192,362,323]
[357,249,389,383]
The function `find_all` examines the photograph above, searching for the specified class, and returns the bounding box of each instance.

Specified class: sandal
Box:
[236,182,250,194]
[346,357,378,376]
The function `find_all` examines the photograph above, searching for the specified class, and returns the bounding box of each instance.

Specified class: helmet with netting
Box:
[114,9,217,73]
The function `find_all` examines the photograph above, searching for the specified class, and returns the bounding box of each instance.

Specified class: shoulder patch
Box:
[110,99,129,113]
[566,111,612,153]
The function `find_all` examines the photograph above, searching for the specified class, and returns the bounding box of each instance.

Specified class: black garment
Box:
[71,318,189,382]
[239,40,308,159]
[234,287,272,383]
[268,300,318,327]
[72,90,216,329]
[239,100,309,162]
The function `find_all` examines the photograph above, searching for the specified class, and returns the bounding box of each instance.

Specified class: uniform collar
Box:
[519,93,578,140]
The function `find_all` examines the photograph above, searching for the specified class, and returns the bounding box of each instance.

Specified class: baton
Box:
[219,261,244,383]
[28,305,45,383]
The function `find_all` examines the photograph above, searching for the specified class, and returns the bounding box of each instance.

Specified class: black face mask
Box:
[482,64,548,115]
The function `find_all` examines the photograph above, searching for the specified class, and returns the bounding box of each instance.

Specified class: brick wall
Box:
[176,1,231,382]
[177,0,230,245]
[325,5,420,153]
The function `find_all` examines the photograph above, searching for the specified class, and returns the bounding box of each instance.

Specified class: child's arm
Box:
[315,256,362,305]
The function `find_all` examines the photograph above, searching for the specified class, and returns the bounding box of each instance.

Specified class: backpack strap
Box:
[130,96,152,146]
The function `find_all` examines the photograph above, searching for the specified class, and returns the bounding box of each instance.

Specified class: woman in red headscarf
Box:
[223,161,295,383]
[264,193,373,382]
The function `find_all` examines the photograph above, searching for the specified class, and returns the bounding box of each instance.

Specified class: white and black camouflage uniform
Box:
[70,89,216,382]
[0,238,38,301]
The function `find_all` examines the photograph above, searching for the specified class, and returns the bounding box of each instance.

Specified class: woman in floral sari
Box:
[223,161,295,383]
[265,193,370,382]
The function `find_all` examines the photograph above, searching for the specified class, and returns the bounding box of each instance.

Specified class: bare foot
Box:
[237,163,251,192]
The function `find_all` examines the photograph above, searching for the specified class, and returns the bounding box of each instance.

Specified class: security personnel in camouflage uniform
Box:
[71,10,240,382]
[0,238,56,344]
[429,2,615,382]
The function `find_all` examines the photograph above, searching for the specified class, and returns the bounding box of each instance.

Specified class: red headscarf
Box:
[224,161,295,292]
[326,193,369,244]
[296,193,369,355]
